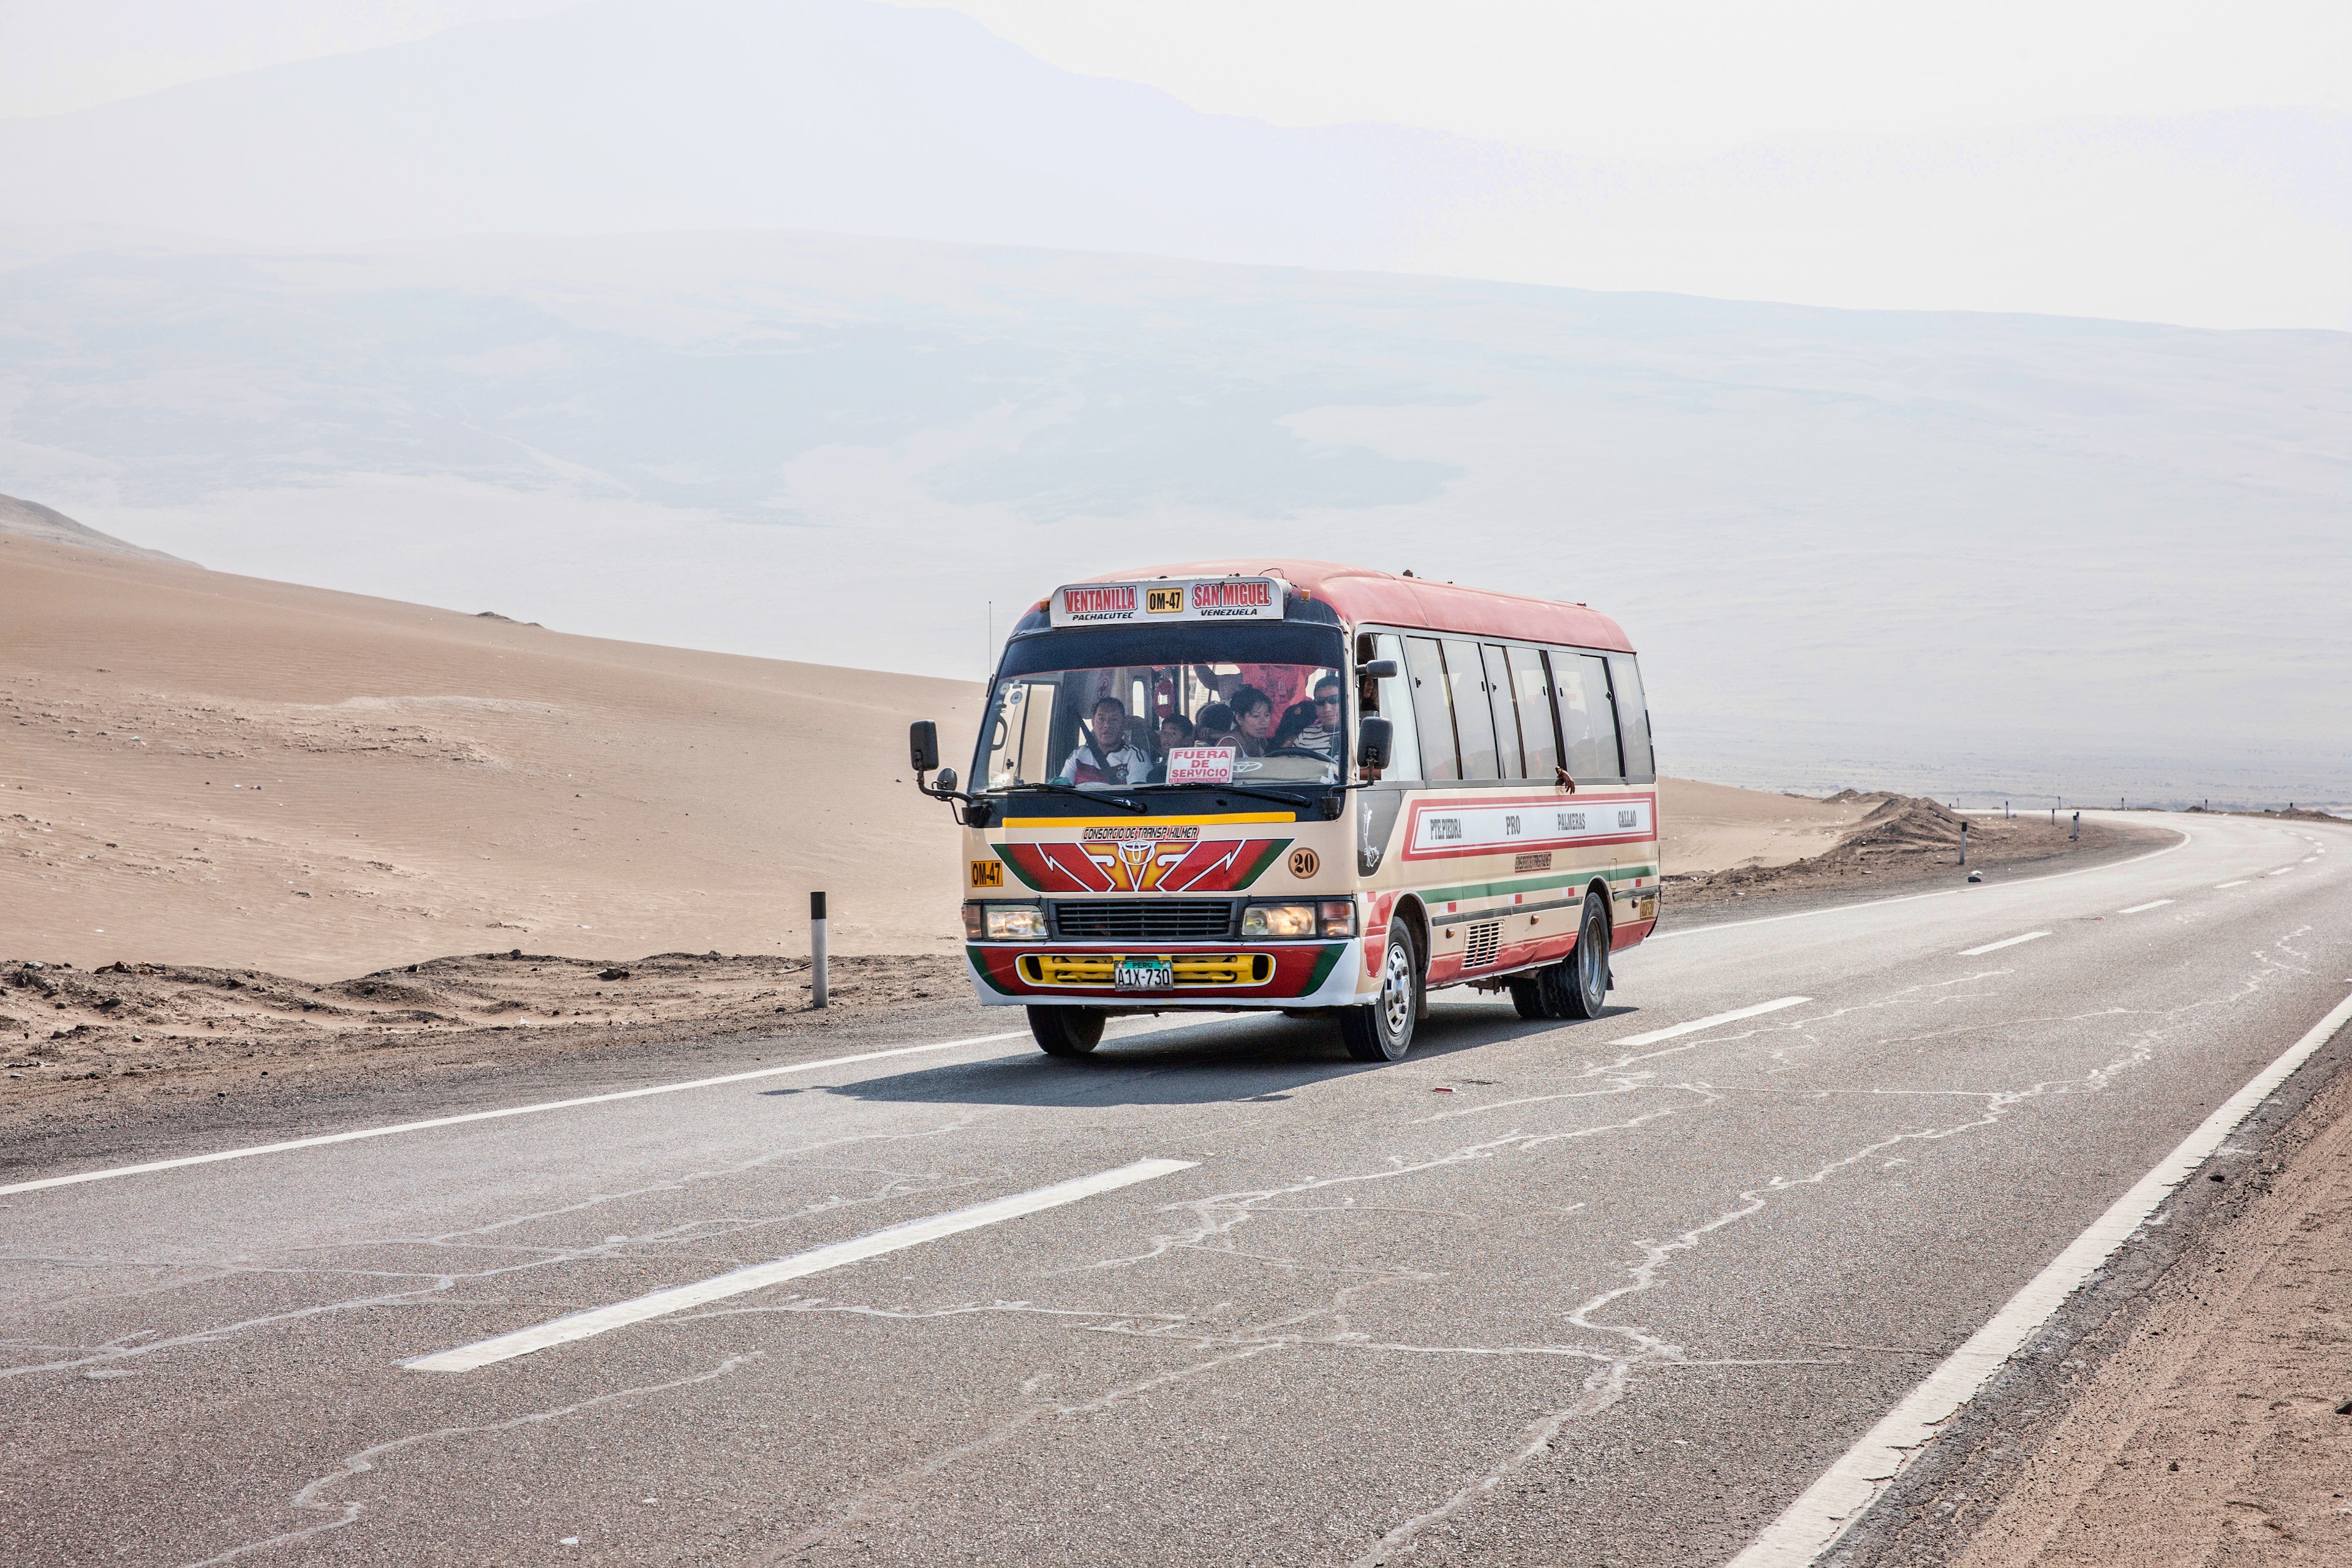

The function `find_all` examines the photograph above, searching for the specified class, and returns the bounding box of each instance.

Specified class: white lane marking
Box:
[2268,867,2295,876]
[1958,931,2049,957]
[2117,899,2174,914]
[1611,997,1810,1046]
[402,1158,1196,1373]
[2215,880,2251,889]
[1651,829,2188,943]
[0,1030,1034,1197]
[1725,987,2352,1568]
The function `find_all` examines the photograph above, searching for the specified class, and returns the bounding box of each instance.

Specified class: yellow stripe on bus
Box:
[998,813,1297,827]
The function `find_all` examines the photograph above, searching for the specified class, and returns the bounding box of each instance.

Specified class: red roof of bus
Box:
[1077,559,1635,654]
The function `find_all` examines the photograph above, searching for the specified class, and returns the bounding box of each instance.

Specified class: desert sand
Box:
[4,531,1877,982]
[3,533,978,977]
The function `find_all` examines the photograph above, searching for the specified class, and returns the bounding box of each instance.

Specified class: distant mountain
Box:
[0,492,195,565]
[0,0,2342,328]
[2,225,2342,805]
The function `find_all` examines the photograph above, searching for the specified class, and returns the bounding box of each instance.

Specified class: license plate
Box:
[1114,959,1174,992]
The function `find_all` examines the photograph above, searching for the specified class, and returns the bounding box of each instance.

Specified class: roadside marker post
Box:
[1959,821,1967,866]
[2071,811,2079,842]
[811,891,829,1008]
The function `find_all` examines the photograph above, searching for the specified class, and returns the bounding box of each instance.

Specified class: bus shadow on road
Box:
[821,1003,1643,1108]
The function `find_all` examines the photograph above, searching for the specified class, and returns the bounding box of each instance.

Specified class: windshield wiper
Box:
[1000,782,1148,814]
[1131,781,1328,812]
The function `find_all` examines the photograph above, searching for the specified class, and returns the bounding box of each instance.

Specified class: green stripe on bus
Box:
[1303,943,1344,993]
[1415,864,1658,904]
[967,947,1019,994]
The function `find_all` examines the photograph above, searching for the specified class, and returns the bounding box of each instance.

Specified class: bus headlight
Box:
[1318,899,1357,938]
[978,903,1047,940]
[1242,902,1318,938]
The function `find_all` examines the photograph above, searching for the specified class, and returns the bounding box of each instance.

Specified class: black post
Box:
[1960,820,1968,865]
[2071,811,2079,842]
[810,891,829,1008]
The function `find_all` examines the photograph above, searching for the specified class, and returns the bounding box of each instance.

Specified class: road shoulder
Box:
[1841,1005,2352,1567]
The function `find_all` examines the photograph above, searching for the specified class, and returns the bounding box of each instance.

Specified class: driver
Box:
[1056,696,1152,788]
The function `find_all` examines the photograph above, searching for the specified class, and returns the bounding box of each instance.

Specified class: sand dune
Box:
[4,534,978,978]
[7,533,1865,980]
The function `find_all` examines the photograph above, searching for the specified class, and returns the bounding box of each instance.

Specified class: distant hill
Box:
[0,492,195,565]
[0,0,2341,328]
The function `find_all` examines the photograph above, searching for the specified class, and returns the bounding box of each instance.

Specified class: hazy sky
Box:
[7,0,2346,157]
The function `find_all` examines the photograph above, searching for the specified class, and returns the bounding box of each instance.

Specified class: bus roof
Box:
[1076,559,1636,654]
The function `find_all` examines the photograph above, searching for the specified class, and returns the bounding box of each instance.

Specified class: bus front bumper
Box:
[964,940,1368,1008]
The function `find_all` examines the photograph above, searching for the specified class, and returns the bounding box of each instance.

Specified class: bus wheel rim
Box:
[1381,940,1414,1038]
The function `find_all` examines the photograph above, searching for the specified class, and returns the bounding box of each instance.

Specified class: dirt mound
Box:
[1661,797,2135,910]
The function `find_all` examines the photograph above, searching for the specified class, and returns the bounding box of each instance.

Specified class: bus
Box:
[907,560,1659,1063]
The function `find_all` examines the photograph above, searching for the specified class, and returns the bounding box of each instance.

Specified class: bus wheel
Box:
[1340,922,1421,1062]
[1028,1006,1105,1057]
[1539,893,1611,1020]
[1507,976,1548,1020]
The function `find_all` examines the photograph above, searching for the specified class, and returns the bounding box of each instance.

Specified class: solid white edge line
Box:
[1648,821,2192,943]
[1722,987,2352,1568]
[0,1030,1035,1197]
[2117,899,2175,913]
[402,1157,1197,1373]
[1613,997,1810,1047]
[1958,931,2051,957]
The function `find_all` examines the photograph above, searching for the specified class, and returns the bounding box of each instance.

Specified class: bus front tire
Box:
[1340,922,1421,1063]
[1538,893,1611,1020]
[1028,1006,1104,1057]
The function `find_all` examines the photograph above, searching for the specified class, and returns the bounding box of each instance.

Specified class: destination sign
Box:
[1050,576,1284,627]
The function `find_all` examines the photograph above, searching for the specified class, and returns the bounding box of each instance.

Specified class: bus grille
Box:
[1463,922,1502,970]
[1020,953,1273,987]
[1050,900,1238,941]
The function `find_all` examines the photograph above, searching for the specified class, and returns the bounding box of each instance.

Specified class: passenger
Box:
[1228,685,1275,756]
[1055,696,1152,788]
[1292,675,1344,759]
[1271,701,1317,752]
[1193,702,1240,750]
[1145,713,1197,783]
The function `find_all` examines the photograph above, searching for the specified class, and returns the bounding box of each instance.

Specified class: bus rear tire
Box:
[1340,922,1421,1063]
[1028,1006,1104,1057]
[1539,894,1611,1020]
[1507,976,1548,1020]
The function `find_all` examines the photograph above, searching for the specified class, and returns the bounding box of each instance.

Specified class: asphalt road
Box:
[4,812,2347,1568]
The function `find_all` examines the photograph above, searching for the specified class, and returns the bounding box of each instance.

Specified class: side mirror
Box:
[1356,717,1394,770]
[1360,659,1399,680]
[934,766,959,794]
[909,720,940,772]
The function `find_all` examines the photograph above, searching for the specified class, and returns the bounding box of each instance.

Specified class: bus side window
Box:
[1482,644,1523,778]
[1607,654,1655,781]
[1443,638,1501,780]
[1371,633,1423,781]
[1551,651,1622,781]
[1507,646,1559,779]
[1404,636,1460,781]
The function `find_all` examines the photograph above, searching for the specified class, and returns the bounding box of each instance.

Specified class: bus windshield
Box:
[979,625,1347,791]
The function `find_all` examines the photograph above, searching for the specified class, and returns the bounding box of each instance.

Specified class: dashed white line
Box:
[1958,931,2050,957]
[2117,899,2175,914]
[1612,997,1810,1046]
[2267,868,2295,876]
[0,1030,1035,1197]
[402,1158,1197,1373]
[2215,880,2252,889]
[1725,987,2352,1567]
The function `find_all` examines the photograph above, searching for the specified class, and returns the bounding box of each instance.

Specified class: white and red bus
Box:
[908,560,1659,1061]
